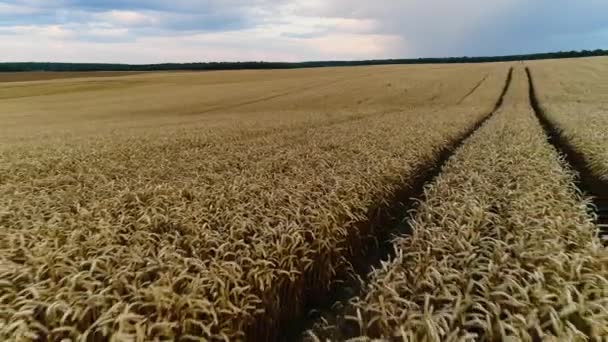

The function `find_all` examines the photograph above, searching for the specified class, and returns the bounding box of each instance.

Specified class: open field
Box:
[527,57,608,245]
[310,66,608,340]
[0,72,145,84]
[528,58,608,182]
[1,60,607,341]
[0,64,499,144]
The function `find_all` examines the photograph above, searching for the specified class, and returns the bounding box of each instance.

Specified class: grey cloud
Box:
[288,0,608,57]
[1,0,607,61]
[0,0,284,32]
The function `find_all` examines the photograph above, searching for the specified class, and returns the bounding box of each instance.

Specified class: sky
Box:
[0,0,607,64]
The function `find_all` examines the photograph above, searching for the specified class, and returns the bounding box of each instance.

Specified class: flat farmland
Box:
[1,61,607,341]
[528,57,608,182]
[0,72,145,84]
[1,64,499,144]
[313,65,608,341]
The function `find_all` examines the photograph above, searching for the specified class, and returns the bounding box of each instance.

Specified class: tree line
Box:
[1,49,606,72]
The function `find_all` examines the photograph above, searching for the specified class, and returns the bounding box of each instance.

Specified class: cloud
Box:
[0,2,39,15]
[0,0,607,62]
[305,33,404,60]
[0,24,75,39]
[95,10,157,26]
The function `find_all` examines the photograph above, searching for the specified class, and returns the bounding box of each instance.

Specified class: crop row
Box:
[528,59,608,182]
[0,69,508,340]
[311,67,608,340]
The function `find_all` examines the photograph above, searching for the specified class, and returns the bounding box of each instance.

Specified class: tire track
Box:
[288,66,514,341]
[192,72,375,116]
[457,73,489,104]
[526,66,608,245]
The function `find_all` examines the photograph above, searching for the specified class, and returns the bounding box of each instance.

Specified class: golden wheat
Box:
[528,57,608,181]
[311,67,608,341]
[0,65,507,340]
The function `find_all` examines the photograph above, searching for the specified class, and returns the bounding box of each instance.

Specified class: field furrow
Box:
[313,66,608,340]
[526,58,608,183]
[527,58,608,244]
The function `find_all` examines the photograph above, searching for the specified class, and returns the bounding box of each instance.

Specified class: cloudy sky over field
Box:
[1,0,607,63]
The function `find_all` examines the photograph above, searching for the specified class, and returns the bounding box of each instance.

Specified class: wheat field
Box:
[310,65,608,341]
[528,58,608,182]
[1,59,607,341]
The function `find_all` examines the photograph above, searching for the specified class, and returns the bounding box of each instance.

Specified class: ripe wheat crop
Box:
[310,67,608,341]
[0,64,508,340]
[528,57,608,182]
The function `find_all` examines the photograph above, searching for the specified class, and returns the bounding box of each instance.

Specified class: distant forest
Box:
[1,49,607,72]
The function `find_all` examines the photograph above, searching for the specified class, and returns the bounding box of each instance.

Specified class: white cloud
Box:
[87,26,130,38]
[0,24,75,39]
[304,33,404,60]
[96,10,158,27]
[0,22,402,63]
[0,2,39,15]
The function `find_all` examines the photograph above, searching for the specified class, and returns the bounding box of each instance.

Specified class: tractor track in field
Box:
[457,73,489,104]
[282,66,514,341]
[192,72,375,116]
[526,66,608,245]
